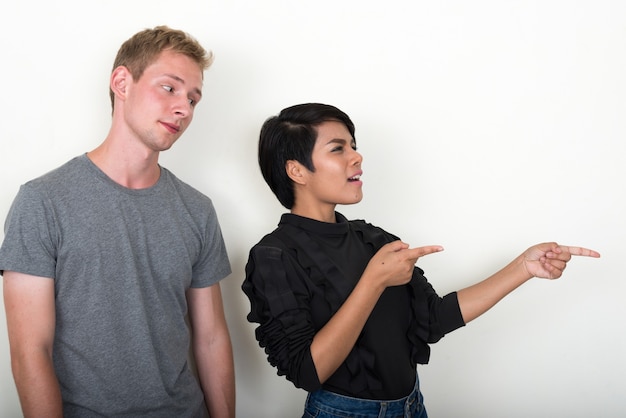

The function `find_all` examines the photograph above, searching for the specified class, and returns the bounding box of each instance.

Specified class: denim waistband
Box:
[305,376,424,418]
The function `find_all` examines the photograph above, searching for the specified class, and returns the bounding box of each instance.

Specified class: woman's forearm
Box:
[457,254,532,323]
[310,272,385,383]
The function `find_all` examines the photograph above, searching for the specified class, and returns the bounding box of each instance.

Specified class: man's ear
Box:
[110,66,131,101]
[286,160,307,185]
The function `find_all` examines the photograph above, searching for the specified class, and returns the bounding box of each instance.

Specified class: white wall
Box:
[1,1,624,417]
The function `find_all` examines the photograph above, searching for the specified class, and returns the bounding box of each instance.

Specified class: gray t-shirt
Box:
[0,154,231,417]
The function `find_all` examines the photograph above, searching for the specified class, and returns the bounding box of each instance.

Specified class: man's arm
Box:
[187,283,235,418]
[3,270,63,418]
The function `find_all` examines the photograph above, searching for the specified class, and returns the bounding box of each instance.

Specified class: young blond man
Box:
[1,26,235,418]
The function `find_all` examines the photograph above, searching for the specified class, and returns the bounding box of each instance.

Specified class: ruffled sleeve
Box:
[351,220,465,365]
[242,238,322,391]
[405,268,465,364]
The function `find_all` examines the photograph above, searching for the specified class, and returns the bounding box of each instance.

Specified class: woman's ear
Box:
[286,160,307,185]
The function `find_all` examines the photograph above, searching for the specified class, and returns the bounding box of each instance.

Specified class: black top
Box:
[242,212,465,400]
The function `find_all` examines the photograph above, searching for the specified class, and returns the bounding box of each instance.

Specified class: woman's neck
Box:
[290,204,336,223]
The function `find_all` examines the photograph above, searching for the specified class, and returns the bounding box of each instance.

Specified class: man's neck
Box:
[87,138,161,190]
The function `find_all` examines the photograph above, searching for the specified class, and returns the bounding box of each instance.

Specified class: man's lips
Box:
[161,121,181,134]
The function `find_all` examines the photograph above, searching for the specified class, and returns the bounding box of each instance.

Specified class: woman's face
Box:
[292,120,363,219]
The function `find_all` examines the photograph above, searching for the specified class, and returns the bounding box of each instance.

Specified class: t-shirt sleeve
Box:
[242,244,321,392]
[0,184,57,278]
[189,201,231,288]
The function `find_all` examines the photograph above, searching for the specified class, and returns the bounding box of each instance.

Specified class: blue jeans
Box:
[302,376,427,418]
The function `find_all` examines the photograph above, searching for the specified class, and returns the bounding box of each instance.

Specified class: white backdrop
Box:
[1,1,624,417]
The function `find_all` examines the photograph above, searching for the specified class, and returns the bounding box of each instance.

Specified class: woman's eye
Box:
[188,98,195,106]
[162,85,173,92]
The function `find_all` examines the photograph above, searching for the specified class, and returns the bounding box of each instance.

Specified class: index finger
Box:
[561,245,601,258]
[406,245,444,260]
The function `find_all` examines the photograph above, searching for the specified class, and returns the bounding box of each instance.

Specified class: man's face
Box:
[122,49,204,152]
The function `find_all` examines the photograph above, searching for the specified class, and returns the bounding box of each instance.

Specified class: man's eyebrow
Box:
[163,73,203,98]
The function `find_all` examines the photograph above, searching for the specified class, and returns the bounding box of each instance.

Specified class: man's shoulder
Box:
[24,154,87,190]
[160,167,214,205]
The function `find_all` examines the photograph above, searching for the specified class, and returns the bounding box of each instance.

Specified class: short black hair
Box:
[258,103,356,209]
